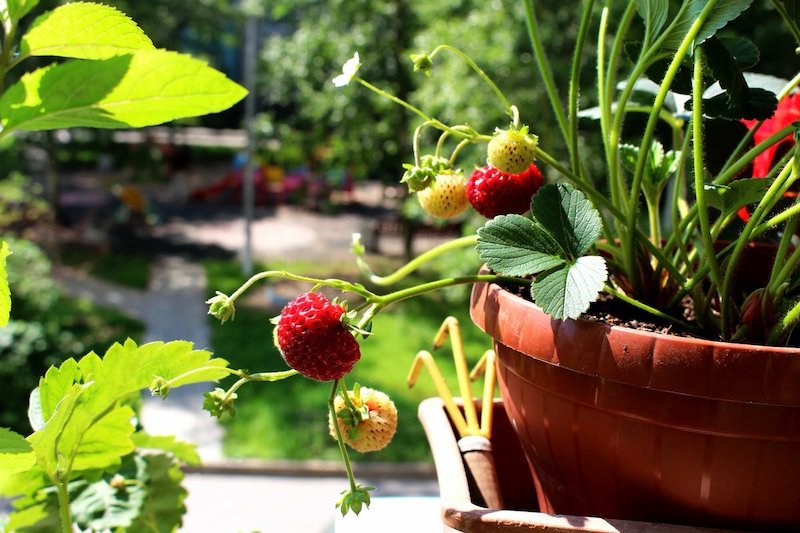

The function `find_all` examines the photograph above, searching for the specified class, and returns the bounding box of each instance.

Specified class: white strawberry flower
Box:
[332,52,361,87]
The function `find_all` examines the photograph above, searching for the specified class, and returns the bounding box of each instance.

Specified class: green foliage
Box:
[0,240,9,327]
[259,0,417,182]
[1,339,229,530]
[0,426,35,476]
[1,50,246,131]
[0,239,145,433]
[0,2,245,527]
[704,178,774,215]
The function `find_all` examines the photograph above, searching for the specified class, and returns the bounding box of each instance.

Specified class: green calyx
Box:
[401,154,451,191]
[410,52,433,77]
[206,291,236,323]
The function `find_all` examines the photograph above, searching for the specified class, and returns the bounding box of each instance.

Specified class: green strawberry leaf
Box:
[71,479,143,531]
[36,357,82,423]
[131,433,201,466]
[0,240,10,327]
[29,340,229,486]
[635,0,668,48]
[719,35,759,70]
[476,214,564,277]
[28,388,44,432]
[69,405,136,473]
[703,178,773,214]
[662,0,754,50]
[2,496,59,533]
[27,383,88,477]
[127,454,188,533]
[532,256,608,320]
[703,36,748,106]
[530,183,603,259]
[19,2,154,61]
[0,427,35,476]
[700,87,778,121]
[70,454,148,531]
[0,50,247,133]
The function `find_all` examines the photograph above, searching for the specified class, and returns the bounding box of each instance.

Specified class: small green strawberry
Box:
[329,385,398,453]
[487,126,539,174]
[416,171,468,218]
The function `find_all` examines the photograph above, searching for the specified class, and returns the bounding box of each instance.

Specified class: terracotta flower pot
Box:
[469,280,800,531]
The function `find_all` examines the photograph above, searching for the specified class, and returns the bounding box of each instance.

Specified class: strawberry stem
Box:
[428,44,514,120]
[330,379,359,494]
[372,274,529,307]
[353,234,478,286]
[228,270,376,303]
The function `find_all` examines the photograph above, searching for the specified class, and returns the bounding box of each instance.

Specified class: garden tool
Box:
[407,316,504,509]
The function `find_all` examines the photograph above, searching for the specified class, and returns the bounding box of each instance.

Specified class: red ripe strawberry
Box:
[276,292,360,381]
[467,163,543,218]
[416,171,469,218]
[329,386,398,453]
[487,127,538,174]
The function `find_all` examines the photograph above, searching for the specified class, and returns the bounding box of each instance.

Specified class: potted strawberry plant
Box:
[5,0,800,531]
[202,1,800,530]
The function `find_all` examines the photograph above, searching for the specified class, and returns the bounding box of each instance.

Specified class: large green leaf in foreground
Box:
[23,340,229,482]
[0,50,247,132]
[19,2,155,60]
[0,427,35,476]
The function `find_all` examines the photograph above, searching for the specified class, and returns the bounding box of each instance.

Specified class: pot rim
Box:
[471,277,800,405]
[476,277,800,355]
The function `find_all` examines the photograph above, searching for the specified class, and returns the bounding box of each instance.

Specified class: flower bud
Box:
[149,376,171,399]
[410,53,432,77]
[206,291,236,323]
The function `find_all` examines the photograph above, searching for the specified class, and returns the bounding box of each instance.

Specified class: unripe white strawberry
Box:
[416,171,468,218]
[487,127,538,174]
[329,386,398,453]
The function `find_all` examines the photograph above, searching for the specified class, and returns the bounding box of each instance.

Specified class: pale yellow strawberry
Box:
[329,386,398,453]
[416,171,468,218]
[487,127,538,174]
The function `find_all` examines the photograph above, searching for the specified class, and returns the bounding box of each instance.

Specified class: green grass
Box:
[205,258,492,463]
[60,246,151,289]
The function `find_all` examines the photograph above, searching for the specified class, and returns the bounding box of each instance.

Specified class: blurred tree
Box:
[258,0,418,183]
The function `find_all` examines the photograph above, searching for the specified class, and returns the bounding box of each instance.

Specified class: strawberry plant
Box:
[202,0,800,519]
[5,0,800,528]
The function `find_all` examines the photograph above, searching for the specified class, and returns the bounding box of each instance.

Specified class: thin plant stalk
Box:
[568,0,595,176]
[428,44,514,119]
[691,47,723,311]
[603,1,638,207]
[720,162,796,335]
[523,0,571,149]
[623,0,720,298]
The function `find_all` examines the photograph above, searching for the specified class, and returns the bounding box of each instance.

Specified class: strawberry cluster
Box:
[412,126,543,220]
